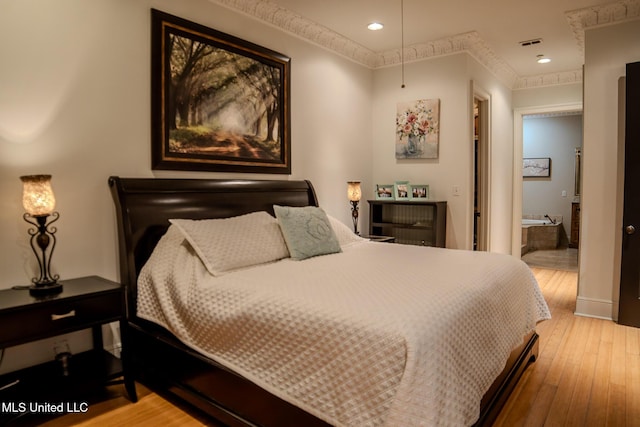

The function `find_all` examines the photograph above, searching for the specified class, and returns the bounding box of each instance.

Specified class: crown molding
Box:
[566,0,640,54]
[209,0,638,90]
[208,0,379,67]
[513,69,584,90]
[524,110,583,119]
[375,32,519,88]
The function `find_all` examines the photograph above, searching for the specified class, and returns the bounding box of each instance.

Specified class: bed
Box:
[108,176,550,427]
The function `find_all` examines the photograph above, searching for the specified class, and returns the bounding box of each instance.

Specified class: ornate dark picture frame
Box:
[151,9,291,173]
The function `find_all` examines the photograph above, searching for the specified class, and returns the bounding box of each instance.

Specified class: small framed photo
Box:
[375,184,395,200]
[410,184,429,200]
[523,158,551,178]
[394,181,410,200]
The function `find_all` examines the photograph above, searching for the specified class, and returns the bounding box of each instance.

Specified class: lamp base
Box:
[29,282,63,297]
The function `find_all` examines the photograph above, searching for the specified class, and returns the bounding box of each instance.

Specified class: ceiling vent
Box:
[519,38,543,47]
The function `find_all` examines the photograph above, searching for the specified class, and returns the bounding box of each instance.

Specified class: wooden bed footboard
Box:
[130,319,537,427]
[129,320,331,427]
[475,330,538,426]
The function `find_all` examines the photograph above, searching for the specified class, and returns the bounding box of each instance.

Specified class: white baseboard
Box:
[574,296,613,320]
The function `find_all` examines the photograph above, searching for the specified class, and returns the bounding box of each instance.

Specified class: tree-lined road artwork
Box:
[167,34,283,162]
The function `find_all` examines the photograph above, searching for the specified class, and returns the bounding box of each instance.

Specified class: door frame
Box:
[472,83,491,251]
[512,102,583,258]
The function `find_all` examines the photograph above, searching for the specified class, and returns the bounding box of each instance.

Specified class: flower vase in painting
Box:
[407,134,422,155]
[396,99,440,159]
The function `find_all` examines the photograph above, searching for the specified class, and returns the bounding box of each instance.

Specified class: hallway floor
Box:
[522,247,578,272]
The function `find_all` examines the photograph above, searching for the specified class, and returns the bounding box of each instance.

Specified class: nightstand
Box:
[363,235,396,243]
[0,276,136,424]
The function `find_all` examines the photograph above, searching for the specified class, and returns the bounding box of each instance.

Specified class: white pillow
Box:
[327,215,367,248]
[169,211,289,276]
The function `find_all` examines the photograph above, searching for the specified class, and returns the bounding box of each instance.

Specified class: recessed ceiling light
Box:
[367,22,384,31]
[537,54,551,64]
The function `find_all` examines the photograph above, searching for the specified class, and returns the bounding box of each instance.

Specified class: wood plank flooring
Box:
[522,248,578,272]
[34,267,640,426]
[35,384,215,427]
[494,267,640,426]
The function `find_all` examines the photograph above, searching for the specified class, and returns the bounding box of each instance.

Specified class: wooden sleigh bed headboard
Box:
[108,176,319,318]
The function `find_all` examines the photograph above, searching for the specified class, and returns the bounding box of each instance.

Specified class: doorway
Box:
[473,89,490,252]
[512,103,583,261]
[519,113,581,271]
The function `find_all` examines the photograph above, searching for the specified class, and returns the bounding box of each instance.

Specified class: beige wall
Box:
[0,0,373,286]
[579,20,640,320]
[513,84,583,109]
[0,0,373,372]
[372,54,514,252]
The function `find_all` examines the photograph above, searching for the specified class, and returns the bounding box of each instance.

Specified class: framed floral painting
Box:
[395,99,440,159]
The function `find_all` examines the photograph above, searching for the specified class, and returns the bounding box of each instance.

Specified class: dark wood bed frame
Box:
[108,176,539,427]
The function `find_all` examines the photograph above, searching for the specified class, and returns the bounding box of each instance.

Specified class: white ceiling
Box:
[211,0,640,88]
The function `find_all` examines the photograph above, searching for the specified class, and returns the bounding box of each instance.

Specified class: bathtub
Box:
[522,218,555,226]
[521,217,562,255]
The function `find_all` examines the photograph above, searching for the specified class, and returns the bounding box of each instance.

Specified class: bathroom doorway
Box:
[512,104,582,272]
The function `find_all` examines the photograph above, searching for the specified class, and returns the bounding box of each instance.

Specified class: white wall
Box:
[523,114,583,241]
[0,0,372,372]
[371,53,514,251]
[579,20,640,320]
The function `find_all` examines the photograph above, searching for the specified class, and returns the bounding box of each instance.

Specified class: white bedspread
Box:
[138,226,550,426]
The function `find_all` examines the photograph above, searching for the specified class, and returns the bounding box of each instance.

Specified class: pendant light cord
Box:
[401,0,405,88]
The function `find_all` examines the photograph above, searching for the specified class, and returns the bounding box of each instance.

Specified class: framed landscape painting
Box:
[523,158,551,178]
[151,9,291,173]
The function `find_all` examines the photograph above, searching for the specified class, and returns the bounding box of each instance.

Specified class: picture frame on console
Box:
[375,184,395,200]
[150,9,291,174]
[410,184,429,200]
[394,181,410,200]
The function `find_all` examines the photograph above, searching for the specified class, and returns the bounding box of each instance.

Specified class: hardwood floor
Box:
[522,248,578,272]
[33,267,640,426]
[35,384,217,427]
[494,267,640,426]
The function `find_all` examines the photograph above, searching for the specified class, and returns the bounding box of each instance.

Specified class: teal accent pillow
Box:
[274,205,342,260]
